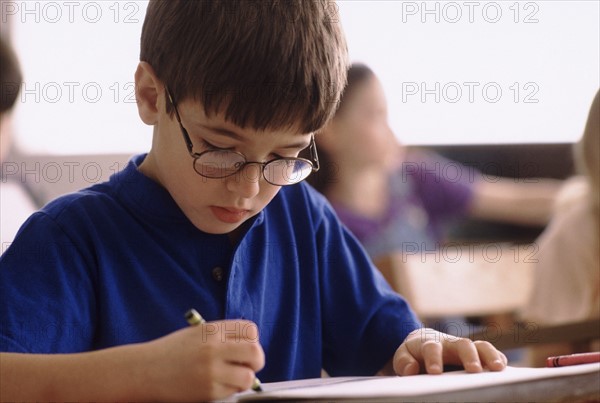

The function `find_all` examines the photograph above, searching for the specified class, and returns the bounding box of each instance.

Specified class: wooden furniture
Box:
[373,243,535,319]
[471,318,600,351]
[373,244,600,361]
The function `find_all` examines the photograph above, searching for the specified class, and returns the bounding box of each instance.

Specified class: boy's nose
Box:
[226,164,262,198]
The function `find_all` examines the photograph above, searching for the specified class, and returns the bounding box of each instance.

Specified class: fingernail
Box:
[400,364,410,375]
[401,362,416,375]
[429,364,441,373]
[492,359,503,367]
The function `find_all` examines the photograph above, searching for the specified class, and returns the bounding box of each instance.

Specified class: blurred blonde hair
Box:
[576,89,600,210]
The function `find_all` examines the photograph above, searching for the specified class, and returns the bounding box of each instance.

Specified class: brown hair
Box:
[0,37,22,114]
[140,0,348,134]
[308,63,375,193]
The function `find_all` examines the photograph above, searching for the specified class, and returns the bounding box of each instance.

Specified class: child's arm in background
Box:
[469,177,564,226]
[0,320,264,402]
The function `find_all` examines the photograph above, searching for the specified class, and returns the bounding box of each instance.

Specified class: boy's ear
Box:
[135,62,163,125]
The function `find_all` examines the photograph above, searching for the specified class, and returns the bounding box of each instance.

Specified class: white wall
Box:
[7,0,600,155]
[338,0,600,145]
[10,0,150,155]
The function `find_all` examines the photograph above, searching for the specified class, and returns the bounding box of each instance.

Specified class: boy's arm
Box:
[377,328,507,376]
[1,321,264,402]
[1,345,150,402]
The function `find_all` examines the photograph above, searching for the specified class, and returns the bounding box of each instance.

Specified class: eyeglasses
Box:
[166,89,319,186]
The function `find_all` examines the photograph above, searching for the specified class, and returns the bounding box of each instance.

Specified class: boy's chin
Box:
[190,216,250,236]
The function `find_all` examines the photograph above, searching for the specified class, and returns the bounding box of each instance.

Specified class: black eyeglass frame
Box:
[166,88,320,186]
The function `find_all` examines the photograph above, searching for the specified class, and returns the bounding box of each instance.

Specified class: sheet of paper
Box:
[236,363,600,401]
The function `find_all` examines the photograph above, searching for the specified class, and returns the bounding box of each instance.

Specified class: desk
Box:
[375,243,535,319]
[408,370,599,403]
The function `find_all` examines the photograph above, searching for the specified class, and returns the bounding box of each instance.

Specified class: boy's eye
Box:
[199,138,231,151]
[198,137,299,160]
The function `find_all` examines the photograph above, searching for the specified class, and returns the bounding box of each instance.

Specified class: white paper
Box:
[236,363,600,401]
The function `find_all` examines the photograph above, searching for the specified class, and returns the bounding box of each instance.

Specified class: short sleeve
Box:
[0,212,97,353]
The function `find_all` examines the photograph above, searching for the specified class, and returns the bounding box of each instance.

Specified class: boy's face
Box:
[138,91,312,235]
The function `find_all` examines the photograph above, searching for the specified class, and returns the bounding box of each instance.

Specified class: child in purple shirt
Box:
[309,63,560,260]
[332,149,474,258]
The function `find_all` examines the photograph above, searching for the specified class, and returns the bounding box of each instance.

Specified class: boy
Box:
[0,1,506,401]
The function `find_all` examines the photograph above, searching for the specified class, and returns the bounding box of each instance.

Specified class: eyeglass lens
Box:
[193,151,313,185]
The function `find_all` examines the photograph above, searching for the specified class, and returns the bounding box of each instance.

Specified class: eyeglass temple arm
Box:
[166,87,195,153]
[310,135,320,171]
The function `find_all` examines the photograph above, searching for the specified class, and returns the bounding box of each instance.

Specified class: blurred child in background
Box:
[309,63,561,262]
[522,89,599,365]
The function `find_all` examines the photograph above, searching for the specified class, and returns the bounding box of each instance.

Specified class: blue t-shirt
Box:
[0,154,420,381]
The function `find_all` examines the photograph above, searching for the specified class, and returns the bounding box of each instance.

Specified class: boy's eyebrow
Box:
[200,125,311,149]
[200,125,245,141]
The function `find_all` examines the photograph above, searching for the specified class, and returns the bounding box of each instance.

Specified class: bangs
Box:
[142,0,347,134]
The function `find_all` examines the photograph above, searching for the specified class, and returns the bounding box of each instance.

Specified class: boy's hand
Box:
[393,328,507,376]
[143,320,265,401]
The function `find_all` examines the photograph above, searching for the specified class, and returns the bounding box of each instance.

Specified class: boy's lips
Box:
[210,206,251,224]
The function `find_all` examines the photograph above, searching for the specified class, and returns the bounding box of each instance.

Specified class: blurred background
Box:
[4,0,599,155]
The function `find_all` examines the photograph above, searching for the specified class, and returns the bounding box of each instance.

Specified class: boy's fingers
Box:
[211,382,242,400]
[450,338,483,373]
[193,361,246,400]
[217,363,258,393]
[221,320,260,342]
[223,342,265,372]
[474,340,507,371]
[211,320,259,342]
[421,340,443,374]
[393,344,420,376]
